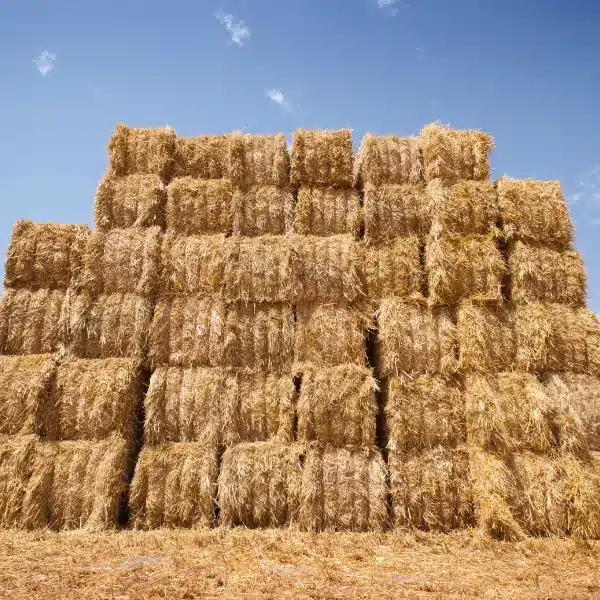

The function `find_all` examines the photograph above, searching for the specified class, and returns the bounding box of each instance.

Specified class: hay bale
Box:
[144,367,295,446]
[386,376,465,452]
[130,442,218,529]
[425,235,505,305]
[295,303,370,367]
[354,134,423,187]
[149,297,295,371]
[291,129,353,188]
[166,177,233,235]
[232,186,295,236]
[94,174,166,230]
[0,288,65,356]
[63,292,153,362]
[172,135,230,179]
[5,220,90,290]
[298,446,388,532]
[218,442,304,528]
[229,132,290,188]
[80,227,162,296]
[295,187,360,237]
[297,365,378,447]
[428,179,498,236]
[497,178,572,249]
[508,242,586,305]
[420,122,493,182]
[363,237,423,300]
[377,299,457,377]
[390,447,473,532]
[363,183,430,244]
[457,302,516,372]
[108,124,175,179]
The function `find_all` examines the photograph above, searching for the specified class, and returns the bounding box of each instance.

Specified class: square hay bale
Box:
[218,442,304,528]
[295,187,360,237]
[420,122,493,182]
[144,367,295,446]
[508,242,586,305]
[425,235,505,305]
[63,292,153,362]
[457,302,516,372]
[428,179,498,236]
[5,220,90,290]
[354,134,423,187]
[377,299,457,377]
[80,227,162,297]
[363,183,430,244]
[172,135,229,179]
[390,447,473,532]
[497,178,573,249]
[297,365,378,447]
[363,237,423,300]
[291,129,353,188]
[465,373,556,454]
[295,303,370,367]
[232,186,295,236]
[129,442,218,529]
[229,132,290,188]
[386,376,465,452]
[94,174,166,230]
[166,177,233,235]
[108,124,175,179]
[0,288,65,356]
[298,446,388,532]
[21,435,129,531]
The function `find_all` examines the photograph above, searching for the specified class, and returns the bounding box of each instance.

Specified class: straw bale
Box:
[149,297,295,371]
[81,227,161,296]
[130,442,218,529]
[166,177,233,235]
[363,237,423,300]
[377,299,457,377]
[5,220,90,290]
[420,123,493,182]
[295,303,369,367]
[354,134,423,187]
[232,186,294,236]
[0,288,65,356]
[297,365,377,447]
[144,367,295,446]
[108,124,175,179]
[172,135,229,179]
[21,436,128,531]
[497,178,573,249]
[291,129,353,188]
[95,174,166,230]
[295,188,360,237]
[465,373,556,454]
[425,235,505,305]
[298,446,388,532]
[63,292,153,362]
[363,183,430,244]
[428,179,498,236]
[386,376,465,452]
[457,302,516,372]
[515,303,600,375]
[390,447,473,532]
[229,132,290,188]
[218,442,304,528]
[508,242,586,306]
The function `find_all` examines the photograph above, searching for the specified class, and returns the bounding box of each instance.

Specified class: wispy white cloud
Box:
[215,11,250,46]
[568,164,600,223]
[266,88,292,112]
[34,50,56,76]
[377,0,400,15]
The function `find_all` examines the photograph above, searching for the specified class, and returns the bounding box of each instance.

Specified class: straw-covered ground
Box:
[1,529,599,599]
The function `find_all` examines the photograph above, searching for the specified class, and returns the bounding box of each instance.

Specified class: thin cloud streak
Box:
[34,50,56,76]
[215,11,251,46]
[266,88,292,112]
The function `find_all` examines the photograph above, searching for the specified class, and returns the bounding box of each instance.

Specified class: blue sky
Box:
[1,0,599,309]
